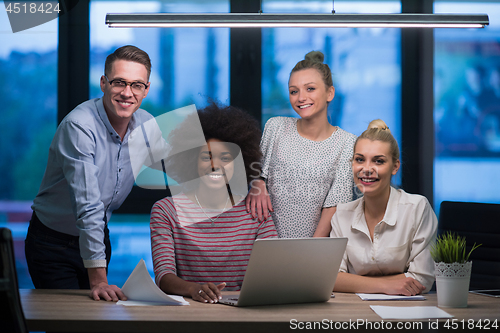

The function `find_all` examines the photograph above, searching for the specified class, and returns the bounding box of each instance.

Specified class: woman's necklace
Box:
[194,193,230,227]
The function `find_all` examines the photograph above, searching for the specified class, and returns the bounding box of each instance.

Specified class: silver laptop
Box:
[219,237,347,307]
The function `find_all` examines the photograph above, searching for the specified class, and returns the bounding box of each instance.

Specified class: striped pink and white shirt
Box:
[150,194,277,290]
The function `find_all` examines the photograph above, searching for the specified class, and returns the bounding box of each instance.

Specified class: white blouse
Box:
[330,187,437,292]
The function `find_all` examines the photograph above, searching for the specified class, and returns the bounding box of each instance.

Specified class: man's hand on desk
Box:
[88,267,127,301]
[90,282,127,301]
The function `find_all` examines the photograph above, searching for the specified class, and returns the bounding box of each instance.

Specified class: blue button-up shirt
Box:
[32,98,166,268]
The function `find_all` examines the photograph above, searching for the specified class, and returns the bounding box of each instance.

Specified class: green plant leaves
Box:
[430,232,481,264]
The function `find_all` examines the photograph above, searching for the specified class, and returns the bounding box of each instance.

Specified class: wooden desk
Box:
[21,289,500,333]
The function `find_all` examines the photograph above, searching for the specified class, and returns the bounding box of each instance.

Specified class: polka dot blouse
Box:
[260,117,357,238]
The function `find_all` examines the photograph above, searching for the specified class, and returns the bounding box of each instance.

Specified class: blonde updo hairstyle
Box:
[355,119,400,164]
[290,51,333,88]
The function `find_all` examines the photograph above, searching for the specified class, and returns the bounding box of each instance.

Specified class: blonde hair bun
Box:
[367,119,390,133]
[304,51,325,64]
[356,118,399,163]
[291,50,332,88]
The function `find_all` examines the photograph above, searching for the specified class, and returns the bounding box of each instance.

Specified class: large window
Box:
[0,11,58,288]
[434,2,500,211]
[90,0,230,115]
[4,0,499,289]
[261,0,402,183]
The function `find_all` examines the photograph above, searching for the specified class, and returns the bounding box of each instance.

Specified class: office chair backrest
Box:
[0,228,28,333]
[438,201,500,290]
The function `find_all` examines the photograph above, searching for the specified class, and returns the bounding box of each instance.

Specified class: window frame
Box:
[60,0,435,214]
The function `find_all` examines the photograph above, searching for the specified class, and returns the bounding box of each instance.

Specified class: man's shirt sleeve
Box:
[56,119,107,268]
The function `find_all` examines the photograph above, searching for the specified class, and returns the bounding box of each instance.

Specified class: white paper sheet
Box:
[117,259,189,306]
[370,306,453,319]
[357,293,426,301]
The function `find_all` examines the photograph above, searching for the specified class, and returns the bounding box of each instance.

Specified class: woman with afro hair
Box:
[150,103,277,304]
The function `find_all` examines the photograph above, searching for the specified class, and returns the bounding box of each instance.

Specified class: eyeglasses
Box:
[104,75,149,94]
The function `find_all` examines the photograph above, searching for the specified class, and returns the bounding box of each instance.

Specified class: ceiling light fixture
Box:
[105,13,489,29]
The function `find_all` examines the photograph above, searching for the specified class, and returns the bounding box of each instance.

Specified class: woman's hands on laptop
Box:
[190,282,226,303]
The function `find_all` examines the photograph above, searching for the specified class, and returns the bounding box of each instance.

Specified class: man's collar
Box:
[96,98,119,139]
[96,98,140,141]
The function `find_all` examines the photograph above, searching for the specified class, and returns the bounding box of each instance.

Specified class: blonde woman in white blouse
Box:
[330,120,437,295]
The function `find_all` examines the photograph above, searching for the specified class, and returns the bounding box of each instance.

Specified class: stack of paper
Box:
[117,259,189,306]
[356,293,425,301]
[370,306,453,320]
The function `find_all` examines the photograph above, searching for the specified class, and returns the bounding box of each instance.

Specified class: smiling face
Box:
[100,59,150,129]
[197,138,235,192]
[288,68,335,120]
[352,138,400,197]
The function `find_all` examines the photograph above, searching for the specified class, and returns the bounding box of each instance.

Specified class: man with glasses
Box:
[26,45,163,302]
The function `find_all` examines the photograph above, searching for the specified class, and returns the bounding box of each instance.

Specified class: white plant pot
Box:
[434,261,472,308]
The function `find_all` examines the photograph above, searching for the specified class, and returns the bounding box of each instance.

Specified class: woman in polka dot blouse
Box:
[246,51,357,238]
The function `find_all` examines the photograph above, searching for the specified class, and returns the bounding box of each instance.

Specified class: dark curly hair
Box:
[165,102,262,188]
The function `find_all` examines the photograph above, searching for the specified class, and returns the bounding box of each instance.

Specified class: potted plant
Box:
[430,232,481,308]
